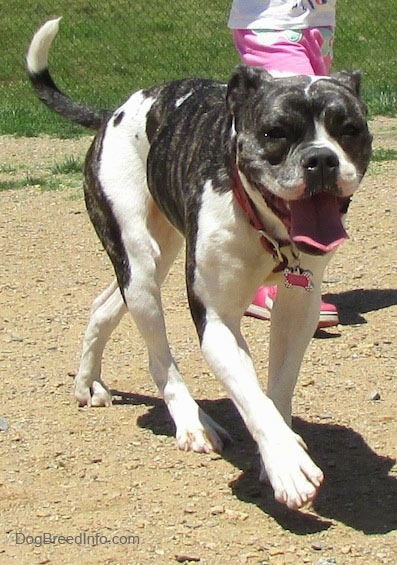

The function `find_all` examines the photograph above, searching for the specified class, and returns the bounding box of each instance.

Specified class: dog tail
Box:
[26,18,112,130]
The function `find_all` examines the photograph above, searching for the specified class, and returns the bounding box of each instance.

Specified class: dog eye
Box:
[263,127,288,140]
[340,123,361,137]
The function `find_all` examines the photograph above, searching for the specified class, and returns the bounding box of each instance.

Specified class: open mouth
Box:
[259,187,350,255]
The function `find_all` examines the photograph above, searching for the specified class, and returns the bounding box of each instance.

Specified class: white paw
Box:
[259,431,307,484]
[261,432,323,509]
[175,408,232,454]
[74,377,112,407]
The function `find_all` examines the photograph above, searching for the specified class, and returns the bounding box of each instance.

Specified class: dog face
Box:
[227,66,372,254]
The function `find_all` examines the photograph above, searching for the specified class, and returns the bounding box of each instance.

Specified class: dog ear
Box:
[226,64,273,115]
[331,70,362,96]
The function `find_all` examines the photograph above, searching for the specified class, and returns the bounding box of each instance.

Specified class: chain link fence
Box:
[1,0,396,134]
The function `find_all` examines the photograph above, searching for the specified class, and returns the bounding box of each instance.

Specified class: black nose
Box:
[301,146,339,192]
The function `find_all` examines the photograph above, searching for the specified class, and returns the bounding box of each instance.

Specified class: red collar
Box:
[232,164,290,272]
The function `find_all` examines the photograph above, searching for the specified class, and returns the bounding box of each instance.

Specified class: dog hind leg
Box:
[121,215,231,453]
[74,280,127,407]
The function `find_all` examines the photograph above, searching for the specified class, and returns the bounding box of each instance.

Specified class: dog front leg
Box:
[199,314,323,509]
[267,257,330,426]
[267,282,322,426]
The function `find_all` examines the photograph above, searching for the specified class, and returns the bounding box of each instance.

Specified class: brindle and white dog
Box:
[27,19,372,509]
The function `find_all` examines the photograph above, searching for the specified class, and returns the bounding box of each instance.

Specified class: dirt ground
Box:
[0,117,396,565]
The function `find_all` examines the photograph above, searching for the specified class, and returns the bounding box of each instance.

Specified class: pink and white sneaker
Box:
[245,285,339,329]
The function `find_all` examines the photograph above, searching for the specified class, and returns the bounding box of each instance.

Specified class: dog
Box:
[27,19,372,510]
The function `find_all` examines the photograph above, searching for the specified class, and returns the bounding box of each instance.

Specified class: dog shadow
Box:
[112,391,396,535]
[323,288,397,325]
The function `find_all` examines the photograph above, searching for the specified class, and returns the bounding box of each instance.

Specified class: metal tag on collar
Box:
[258,230,285,262]
[283,266,314,292]
[258,230,289,272]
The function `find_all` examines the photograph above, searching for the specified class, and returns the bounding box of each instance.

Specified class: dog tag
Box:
[283,267,314,292]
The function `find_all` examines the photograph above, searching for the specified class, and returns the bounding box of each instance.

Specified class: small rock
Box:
[316,558,337,565]
[302,379,315,387]
[175,554,201,563]
[0,417,8,431]
[10,334,24,342]
[210,505,225,515]
[225,509,249,521]
[369,390,381,401]
[241,552,260,563]
[269,548,284,556]
[311,543,325,551]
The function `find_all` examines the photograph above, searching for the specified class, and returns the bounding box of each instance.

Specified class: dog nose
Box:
[301,147,339,192]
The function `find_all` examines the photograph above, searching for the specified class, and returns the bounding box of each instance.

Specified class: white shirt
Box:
[228,0,336,30]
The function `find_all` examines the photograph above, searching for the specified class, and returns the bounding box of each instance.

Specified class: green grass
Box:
[0,164,17,174]
[51,156,84,175]
[0,155,83,192]
[0,176,54,192]
[2,0,237,136]
[1,0,396,137]
[0,174,80,192]
[0,179,24,191]
[335,1,397,116]
[372,148,397,162]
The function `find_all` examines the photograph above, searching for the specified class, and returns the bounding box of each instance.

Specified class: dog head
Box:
[226,65,372,255]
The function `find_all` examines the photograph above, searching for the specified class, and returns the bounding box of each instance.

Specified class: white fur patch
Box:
[304,75,331,94]
[26,17,62,74]
[96,91,158,263]
[194,180,274,318]
[100,91,154,199]
[175,91,193,108]
[313,121,361,195]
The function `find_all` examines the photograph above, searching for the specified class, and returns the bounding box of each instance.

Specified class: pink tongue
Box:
[289,193,348,253]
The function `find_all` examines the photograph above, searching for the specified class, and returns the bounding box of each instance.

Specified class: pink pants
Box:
[232,27,334,76]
